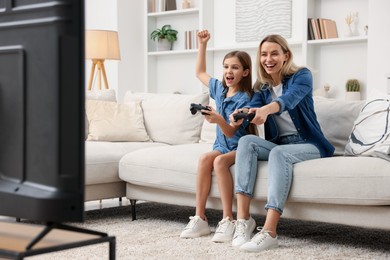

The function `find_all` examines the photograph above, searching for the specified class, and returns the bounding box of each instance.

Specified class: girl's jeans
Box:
[235,134,321,214]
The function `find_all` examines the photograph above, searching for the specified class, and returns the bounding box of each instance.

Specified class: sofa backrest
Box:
[124,92,209,145]
[314,96,365,155]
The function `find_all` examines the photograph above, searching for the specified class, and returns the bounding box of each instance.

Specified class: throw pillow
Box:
[314,96,365,155]
[124,92,209,145]
[86,100,150,142]
[345,98,390,158]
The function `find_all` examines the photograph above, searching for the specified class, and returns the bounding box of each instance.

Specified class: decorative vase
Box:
[182,0,190,9]
[345,91,361,101]
[157,39,172,51]
[345,25,353,37]
[352,12,359,36]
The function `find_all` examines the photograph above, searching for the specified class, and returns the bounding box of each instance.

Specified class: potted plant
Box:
[150,24,178,51]
[345,79,361,100]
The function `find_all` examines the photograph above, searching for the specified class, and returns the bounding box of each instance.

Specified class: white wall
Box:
[85,0,119,95]
[117,0,145,101]
[90,0,390,99]
[211,0,304,87]
[367,0,390,95]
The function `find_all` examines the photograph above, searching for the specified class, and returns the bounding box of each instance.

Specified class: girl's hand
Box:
[202,106,221,124]
[197,30,210,45]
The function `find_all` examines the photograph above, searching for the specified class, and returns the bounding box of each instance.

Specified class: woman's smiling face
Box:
[260,41,289,79]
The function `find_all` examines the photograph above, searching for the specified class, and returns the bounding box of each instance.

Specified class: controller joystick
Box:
[190,103,211,115]
[233,111,255,122]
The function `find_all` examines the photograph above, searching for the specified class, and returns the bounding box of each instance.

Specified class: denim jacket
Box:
[209,78,251,154]
[247,68,334,157]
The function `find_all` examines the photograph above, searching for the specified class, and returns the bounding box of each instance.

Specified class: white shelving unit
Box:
[144,0,214,93]
[143,0,369,99]
[304,0,368,98]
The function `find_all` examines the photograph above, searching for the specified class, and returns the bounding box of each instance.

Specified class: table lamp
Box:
[86,30,121,90]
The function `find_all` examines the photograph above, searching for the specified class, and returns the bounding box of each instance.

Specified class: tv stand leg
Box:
[24,222,116,259]
[26,223,54,250]
[130,199,137,221]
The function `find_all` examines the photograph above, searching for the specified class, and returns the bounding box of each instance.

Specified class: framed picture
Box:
[236,0,292,42]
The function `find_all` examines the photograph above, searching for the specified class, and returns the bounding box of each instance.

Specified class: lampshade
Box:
[85,30,121,60]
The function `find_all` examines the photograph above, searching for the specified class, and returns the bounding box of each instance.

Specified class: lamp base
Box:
[87,59,109,90]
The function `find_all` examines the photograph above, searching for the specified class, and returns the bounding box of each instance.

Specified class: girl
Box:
[180,30,253,243]
[230,34,334,251]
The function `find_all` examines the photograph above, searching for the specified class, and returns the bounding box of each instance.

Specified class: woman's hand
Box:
[249,108,267,125]
[229,109,244,126]
[249,102,280,125]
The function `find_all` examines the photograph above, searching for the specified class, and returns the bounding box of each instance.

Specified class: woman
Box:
[230,34,334,252]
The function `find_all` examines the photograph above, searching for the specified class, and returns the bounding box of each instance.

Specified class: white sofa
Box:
[85,91,390,230]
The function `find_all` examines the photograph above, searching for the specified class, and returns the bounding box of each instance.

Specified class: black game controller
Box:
[190,103,211,115]
[233,112,255,122]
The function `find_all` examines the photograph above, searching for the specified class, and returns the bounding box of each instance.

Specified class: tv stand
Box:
[0,221,115,259]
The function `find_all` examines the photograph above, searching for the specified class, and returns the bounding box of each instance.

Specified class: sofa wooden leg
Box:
[130,199,137,221]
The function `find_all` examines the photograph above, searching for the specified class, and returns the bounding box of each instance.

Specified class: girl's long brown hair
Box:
[222,50,253,98]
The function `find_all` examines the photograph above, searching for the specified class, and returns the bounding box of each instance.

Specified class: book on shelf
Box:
[319,18,328,39]
[322,19,338,39]
[307,19,315,40]
[308,18,338,40]
[310,18,320,40]
[150,0,176,13]
[165,0,176,11]
[185,30,199,50]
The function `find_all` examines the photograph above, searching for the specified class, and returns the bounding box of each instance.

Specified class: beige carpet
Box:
[28,202,390,259]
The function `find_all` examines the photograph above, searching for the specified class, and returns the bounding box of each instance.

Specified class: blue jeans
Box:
[234,134,321,214]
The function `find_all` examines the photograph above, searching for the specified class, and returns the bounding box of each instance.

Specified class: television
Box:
[0,0,85,223]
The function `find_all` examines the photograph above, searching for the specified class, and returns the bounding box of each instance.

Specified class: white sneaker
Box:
[211,217,236,243]
[231,216,256,247]
[240,227,278,252]
[180,216,211,238]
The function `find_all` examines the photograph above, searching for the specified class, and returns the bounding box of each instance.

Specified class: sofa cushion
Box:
[124,92,208,145]
[86,141,168,185]
[86,100,150,142]
[118,143,268,200]
[119,144,213,193]
[314,96,365,155]
[290,156,390,205]
[119,143,390,206]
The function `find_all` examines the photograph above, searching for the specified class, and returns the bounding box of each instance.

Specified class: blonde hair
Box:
[253,34,301,91]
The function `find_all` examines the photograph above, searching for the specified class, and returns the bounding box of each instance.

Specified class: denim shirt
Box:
[247,68,334,157]
[209,78,251,154]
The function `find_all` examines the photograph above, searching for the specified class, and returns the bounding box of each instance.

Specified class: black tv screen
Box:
[0,0,85,222]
